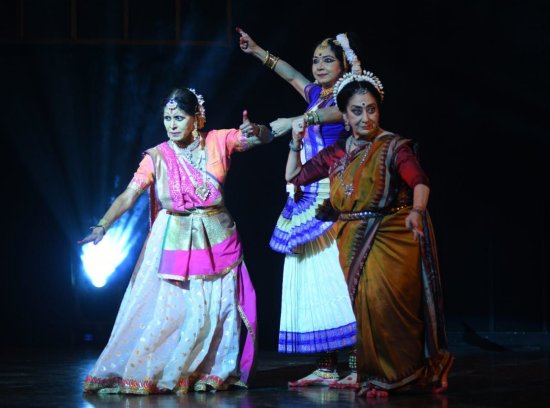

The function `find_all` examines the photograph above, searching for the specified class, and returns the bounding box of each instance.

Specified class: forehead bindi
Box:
[350,92,377,106]
[313,47,336,58]
[164,107,185,116]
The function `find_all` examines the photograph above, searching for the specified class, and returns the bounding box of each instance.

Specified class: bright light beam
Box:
[80,197,146,288]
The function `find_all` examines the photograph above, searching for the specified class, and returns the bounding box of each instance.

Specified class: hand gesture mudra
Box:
[78,226,105,246]
[405,210,425,241]
[239,110,258,137]
[291,117,306,142]
[270,118,292,138]
[236,27,258,54]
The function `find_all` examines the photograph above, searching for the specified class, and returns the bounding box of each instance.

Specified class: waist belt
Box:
[166,206,225,217]
[338,205,408,221]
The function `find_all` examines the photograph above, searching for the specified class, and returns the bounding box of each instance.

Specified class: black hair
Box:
[311,32,367,74]
[311,38,346,72]
[336,80,382,112]
[162,88,199,117]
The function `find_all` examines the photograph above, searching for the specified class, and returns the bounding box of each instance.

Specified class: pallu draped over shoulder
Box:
[83,129,262,394]
[291,133,453,392]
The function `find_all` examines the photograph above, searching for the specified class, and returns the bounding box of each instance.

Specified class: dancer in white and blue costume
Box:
[239,29,362,387]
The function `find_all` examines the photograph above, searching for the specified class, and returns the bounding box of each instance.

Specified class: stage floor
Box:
[1,343,549,407]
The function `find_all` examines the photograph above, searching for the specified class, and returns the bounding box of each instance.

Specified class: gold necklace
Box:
[337,137,372,197]
[319,86,334,100]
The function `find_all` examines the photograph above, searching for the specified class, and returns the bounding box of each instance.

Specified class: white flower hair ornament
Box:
[333,70,385,102]
[335,33,362,75]
[188,87,206,128]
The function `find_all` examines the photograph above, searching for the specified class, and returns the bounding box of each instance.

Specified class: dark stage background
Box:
[0,0,548,352]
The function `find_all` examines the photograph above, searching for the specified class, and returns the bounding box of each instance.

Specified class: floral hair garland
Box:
[335,33,362,74]
[188,87,206,128]
[333,70,385,102]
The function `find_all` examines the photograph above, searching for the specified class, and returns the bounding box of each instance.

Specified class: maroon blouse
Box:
[290,137,430,189]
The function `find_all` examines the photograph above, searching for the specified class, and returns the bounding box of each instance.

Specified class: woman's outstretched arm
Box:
[237,27,310,99]
[78,187,143,245]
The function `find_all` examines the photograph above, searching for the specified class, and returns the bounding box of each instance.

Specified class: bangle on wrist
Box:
[410,207,425,215]
[289,139,303,152]
[91,224,106,235]
[256,124,270,140]
[263,51,279,70]
[250,124,258,136]
[312,110,321,125]
[305,112,316,127]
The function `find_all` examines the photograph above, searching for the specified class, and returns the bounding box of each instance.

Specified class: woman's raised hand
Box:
[236,27,258,54]
[290,117,306,149]
[239,110,258,137]
[291,117,306,139]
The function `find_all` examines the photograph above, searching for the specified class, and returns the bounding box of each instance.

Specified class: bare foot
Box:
[357,386,389,399]
[432,355,455,394]
[366,388,389,399]
[329,372,358,389]
[288,370,339,387]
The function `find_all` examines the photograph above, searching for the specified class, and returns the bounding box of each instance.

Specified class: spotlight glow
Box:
[80,198,146,287]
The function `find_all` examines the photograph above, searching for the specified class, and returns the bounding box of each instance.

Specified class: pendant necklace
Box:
[193,149,210,200]
[170,139,210,201]
[338,137,372,197]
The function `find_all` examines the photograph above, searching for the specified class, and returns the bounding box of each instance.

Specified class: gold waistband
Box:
[166,206,225,217]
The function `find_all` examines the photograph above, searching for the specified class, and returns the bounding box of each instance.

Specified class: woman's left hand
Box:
[240,110,259,137]
[405,211,424,241]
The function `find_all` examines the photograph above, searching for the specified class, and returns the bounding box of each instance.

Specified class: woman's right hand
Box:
[77,227,105,246]
[285,118,306,181]
[236,27,258,55]
[291,117,306,145]
[269,118,293,137]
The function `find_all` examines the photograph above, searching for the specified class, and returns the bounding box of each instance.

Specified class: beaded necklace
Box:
[171,137,199,162]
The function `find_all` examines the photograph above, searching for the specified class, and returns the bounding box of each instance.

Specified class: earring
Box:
[345,121,350,132]
[192,119,199,139]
